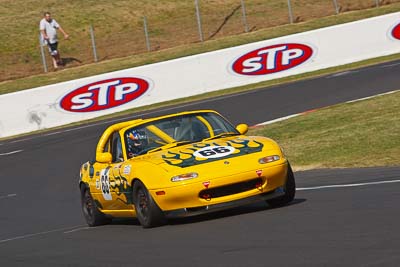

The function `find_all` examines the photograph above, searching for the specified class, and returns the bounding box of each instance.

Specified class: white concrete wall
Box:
[1,12,400,138]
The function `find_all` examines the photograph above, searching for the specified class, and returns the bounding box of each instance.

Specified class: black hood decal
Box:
[162,139,263,168]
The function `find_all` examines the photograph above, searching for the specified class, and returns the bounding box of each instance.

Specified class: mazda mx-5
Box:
[79,110,295,228]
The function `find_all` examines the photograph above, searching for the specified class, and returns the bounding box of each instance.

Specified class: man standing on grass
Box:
[39,11,69,70]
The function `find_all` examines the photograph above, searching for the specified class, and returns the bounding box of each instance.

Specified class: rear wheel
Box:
[133,180,166,228]
[81,186,111,227]
[266,163,296,208]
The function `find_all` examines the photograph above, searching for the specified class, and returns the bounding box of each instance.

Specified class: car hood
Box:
[136,135,282,172]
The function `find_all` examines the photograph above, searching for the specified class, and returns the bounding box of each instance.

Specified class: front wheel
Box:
[266,163,296,208]
[81,186,111,227]
[132,180,166,228]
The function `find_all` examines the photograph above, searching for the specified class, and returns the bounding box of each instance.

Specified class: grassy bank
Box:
[249,91,400,170]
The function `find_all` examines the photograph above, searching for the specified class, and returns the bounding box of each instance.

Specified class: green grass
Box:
[1,1,400,92]
[249,91,400,170]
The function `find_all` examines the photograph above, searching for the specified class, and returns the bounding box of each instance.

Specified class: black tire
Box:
[132,180,166,228]
[80,186,111,227]
[266,163,296,208]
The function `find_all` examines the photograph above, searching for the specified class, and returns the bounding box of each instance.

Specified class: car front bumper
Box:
[163,186,285,218]
[151,161,288,212]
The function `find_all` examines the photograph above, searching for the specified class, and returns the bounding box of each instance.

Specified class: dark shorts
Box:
[47,42,58,54]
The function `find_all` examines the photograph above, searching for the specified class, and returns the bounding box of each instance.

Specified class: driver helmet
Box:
[127,130,148,157]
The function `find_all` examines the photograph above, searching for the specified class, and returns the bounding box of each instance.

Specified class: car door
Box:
[93,131,127,210]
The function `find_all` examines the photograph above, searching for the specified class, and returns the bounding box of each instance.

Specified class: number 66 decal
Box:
[100,168,112,200]
[193,146,235,159]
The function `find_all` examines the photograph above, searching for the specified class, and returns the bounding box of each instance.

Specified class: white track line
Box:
[327,70,356,78]
[297,179,400,191]
[254,114,301,126]
[0,194,17,200]
[0,150,23,156]
[379,62,400,68]
[252,109,318,127]
[345,90,398,103]
[63,227,90,234]
[0,225,86,244]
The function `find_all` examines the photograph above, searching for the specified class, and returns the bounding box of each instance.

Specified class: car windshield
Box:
[124,112,238,158]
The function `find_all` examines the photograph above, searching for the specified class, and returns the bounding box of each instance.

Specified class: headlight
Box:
[171,172,199,182]
[259,155,280,164]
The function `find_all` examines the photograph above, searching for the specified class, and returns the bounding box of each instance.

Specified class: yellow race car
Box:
[79,110,295,228]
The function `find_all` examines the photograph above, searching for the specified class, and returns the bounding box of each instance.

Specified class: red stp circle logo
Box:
[391,23,400,40]
[232,43,313,75]
[60,77,150,112]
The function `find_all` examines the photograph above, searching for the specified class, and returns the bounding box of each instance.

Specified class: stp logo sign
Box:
[60,77,150,112]
[232,43,314,75]
[390,22,400,40]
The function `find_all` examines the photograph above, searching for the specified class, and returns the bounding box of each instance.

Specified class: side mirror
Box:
[96,152,112,163]
[236,124,248,135]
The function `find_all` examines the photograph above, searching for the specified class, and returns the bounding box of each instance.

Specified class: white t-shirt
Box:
[39,18,60,44]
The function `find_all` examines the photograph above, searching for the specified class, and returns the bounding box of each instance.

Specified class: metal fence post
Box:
[240,0,249,33]
[375,0,379,7]
[287,0,294,24]
[39,34,48,73]
[332,0,339,14]
[143,16,151,52]
[89,24,98,62]
[194,0,204,42]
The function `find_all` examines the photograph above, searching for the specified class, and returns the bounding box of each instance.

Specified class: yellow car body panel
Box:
[79,110,292,221]
[150,161,288,213]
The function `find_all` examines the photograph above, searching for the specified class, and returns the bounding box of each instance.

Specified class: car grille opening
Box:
[199,178,263,199]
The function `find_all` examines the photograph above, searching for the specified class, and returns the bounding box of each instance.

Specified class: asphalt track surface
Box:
[1,60,400,266]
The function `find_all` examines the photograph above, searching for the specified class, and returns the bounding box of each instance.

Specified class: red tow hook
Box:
[201,193,212,201]
[255,181,263,191]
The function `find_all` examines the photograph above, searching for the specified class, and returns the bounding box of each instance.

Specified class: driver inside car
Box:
[126,130,148,158]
